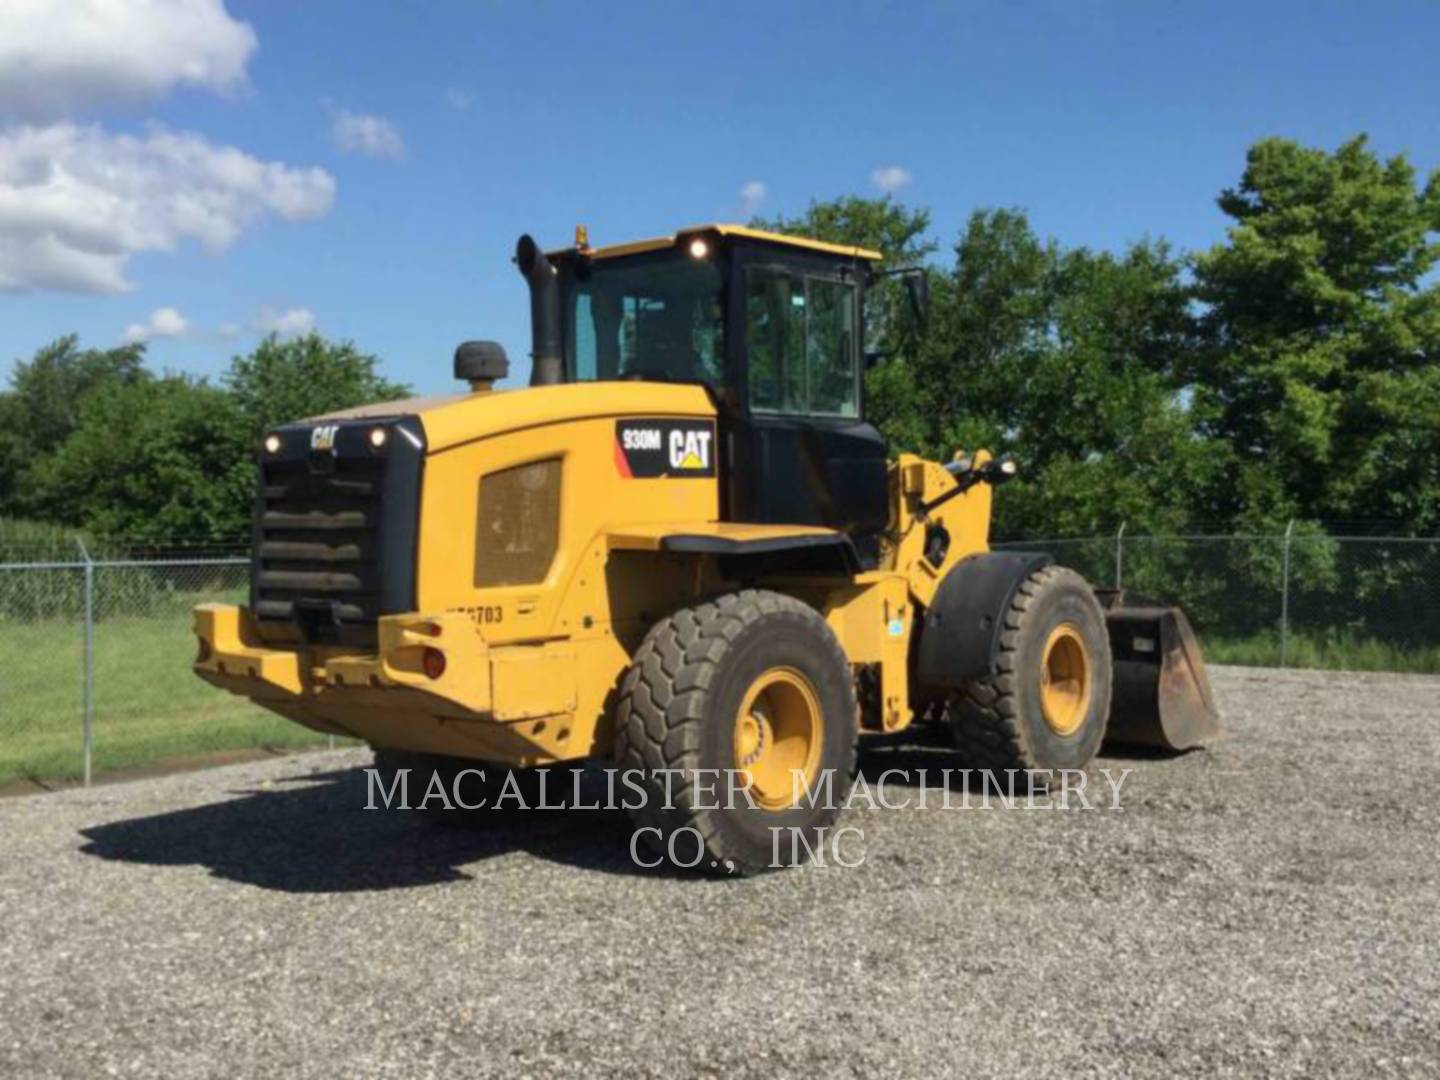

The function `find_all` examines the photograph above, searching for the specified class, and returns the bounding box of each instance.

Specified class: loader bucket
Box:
[1093,589,1221,752]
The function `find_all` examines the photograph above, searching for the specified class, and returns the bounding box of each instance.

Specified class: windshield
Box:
[564,253,725,386]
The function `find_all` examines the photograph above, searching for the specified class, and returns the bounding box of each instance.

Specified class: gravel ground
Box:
[1,665,1438,1079]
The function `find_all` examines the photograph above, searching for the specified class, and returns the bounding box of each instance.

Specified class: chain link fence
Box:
[0,545,338,788]
[996,530,1440,673]
[2,530,1437,787]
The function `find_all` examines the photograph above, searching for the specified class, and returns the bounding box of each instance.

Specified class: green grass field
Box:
[2,603,1436,788]
[0,609,340,786]
[1202,629,1440,674]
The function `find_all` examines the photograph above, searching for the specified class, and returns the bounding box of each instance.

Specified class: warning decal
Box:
[614,419,717,479]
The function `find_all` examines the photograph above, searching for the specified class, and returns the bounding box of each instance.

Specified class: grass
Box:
[0,606,343,787]
[2,598,1437,788]
[1201,629,1440,674]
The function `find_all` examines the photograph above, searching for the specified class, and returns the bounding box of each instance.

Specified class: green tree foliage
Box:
[223,333,409,435]
[754,194,936,265]
[1,333,409,543]
[1191,135,1440,533]
[3,134,1435,556]
[0,336,147,513]
[765,198,1219,537]
[28,376,254,541]
[933,211,1224,538]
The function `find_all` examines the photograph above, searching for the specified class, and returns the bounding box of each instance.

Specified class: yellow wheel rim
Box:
[1040,623,1091,737]
[733,667,824,811]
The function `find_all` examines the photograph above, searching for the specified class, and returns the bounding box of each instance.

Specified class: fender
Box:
[916,550,1054,688]
[607,522,861,574]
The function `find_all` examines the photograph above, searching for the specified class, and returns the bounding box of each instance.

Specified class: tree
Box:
[0,336,147,513]
[7,331,410,544]
[753,195,936,266]
[223,333,409,436]
[27,375,253,541]
[1191,134,1440,533]
[750,199,1216,537]
[938,212,1221,538]
[767,199,1214,535]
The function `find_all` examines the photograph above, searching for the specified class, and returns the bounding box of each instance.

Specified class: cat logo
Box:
[310,424,339,452]
[669,429,712,471]
[614,419,717,478]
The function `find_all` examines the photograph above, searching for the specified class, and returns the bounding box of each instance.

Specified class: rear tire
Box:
[948,565,1111,772]
[614,590,859,875]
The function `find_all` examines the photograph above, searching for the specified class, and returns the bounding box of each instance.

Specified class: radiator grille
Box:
[254,454,386,642]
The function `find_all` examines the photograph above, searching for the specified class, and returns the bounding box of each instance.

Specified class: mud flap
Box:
[1094,589,1221,751]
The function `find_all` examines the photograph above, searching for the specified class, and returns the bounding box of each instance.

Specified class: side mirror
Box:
[903,270,930,326]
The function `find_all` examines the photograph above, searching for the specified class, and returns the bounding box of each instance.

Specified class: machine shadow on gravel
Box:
[78,739,1208,893]
[77,765,674,892]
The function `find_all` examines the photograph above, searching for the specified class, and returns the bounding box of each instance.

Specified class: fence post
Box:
[1114,522,1127,589]
[76,536,95,786]
[1279,519,1295,669]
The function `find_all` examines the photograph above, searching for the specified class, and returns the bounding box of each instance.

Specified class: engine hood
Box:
[309,381,717,454]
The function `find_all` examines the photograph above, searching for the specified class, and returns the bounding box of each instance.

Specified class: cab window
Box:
[567,255,725,386]
[746,269,858,417]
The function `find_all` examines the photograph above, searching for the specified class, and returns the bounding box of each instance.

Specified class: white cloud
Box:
[0,0,257,120]
[740,180,767,214]
[256,307,316,340]
[150,306,188,337]
[444,88,474,111]
[870,165,913,194]
[123,305,189,343]
[330,109,405,160]
[0,123,335,293]
[217,321,240,339]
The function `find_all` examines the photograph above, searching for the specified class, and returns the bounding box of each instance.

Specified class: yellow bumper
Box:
[191,604,582,765]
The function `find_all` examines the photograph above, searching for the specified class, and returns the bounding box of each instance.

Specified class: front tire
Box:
[948,565,1112,772]
[614,590,859,875]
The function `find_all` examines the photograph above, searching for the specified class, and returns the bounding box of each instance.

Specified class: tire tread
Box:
[614,589,857,874]
[949,564,1107,771]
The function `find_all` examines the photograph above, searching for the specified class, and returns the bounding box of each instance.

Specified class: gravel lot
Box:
[1,665,1437,1078]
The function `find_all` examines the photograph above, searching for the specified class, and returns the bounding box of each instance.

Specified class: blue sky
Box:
[2,0,1437,393]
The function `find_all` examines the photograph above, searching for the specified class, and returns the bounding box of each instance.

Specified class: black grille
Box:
[251,418,424,647]
[255,457,383,630]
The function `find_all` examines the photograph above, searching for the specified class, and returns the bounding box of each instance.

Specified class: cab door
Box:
[721,258,889,566]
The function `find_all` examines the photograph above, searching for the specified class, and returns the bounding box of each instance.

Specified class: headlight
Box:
[369,427,388,449]
[263,433,282,454]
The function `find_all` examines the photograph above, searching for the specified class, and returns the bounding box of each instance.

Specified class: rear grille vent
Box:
[250,419,424,646]
[255,458,383,629]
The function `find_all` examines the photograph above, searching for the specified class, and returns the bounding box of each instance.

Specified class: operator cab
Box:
[525,225,891,565]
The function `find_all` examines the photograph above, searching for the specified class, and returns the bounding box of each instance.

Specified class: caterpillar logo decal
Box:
[614,419,716,478]
[310,424,339,452]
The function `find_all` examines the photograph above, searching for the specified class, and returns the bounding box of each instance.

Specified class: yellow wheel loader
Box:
[194,224,1218,873]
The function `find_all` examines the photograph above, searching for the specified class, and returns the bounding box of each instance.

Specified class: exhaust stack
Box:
[515,234,562,386]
